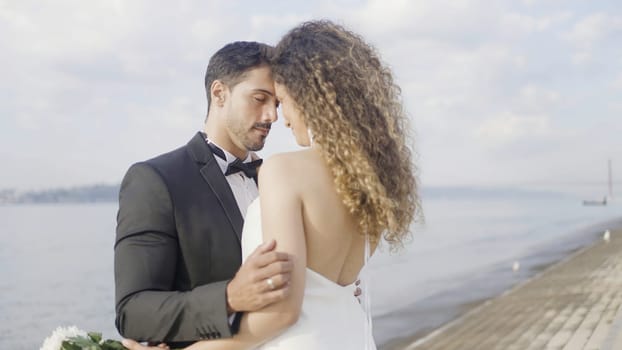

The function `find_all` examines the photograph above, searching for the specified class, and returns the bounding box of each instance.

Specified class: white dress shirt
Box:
[205,137,259,218]
[204,136,259,326]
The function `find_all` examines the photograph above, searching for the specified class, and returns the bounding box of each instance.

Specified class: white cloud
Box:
[517,85,561,112]
[248,14,312,42]
[475,112,550,144]
[501,12,573,34]
[1,0,622,189]
[565,13,621,66]
[565,13,622,50]
[571,51,592,65]
[337,0,500,46]
[344,0,420,33]
[0,2,128,59]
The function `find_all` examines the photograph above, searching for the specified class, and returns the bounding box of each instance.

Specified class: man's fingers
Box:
[256,260,293,281]
[246,239,276,262]
[248,240,288,268]
[260,285,291,306]
[256,239,276,255]
[228,241,294,312]
[254,251,291,269]
[261,273,290,292]
[122,339,152,350]
[121,339,139,349]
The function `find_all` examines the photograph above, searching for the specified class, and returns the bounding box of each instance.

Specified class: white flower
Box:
[40,326,88,350]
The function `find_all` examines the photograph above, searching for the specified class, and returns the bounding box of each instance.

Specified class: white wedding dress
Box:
[241,198,377,350]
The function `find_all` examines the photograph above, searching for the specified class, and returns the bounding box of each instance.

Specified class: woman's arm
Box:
[182,155,307,350]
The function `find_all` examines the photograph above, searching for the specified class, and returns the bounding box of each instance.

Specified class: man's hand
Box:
[226,239,293,313]
[121,339,169,350]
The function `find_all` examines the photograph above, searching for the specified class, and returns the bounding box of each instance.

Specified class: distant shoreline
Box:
[0,184,119,204]
[1,184,578,205]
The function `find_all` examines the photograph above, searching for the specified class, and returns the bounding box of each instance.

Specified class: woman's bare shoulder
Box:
[263,149,320,170]
[259,150,322,187]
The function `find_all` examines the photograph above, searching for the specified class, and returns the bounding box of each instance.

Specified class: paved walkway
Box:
[402,229,622,350]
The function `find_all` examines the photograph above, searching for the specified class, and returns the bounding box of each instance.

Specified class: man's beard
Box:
[247,122,271,151]
[232,122,272,152]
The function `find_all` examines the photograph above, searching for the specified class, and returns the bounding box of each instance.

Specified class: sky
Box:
[1,0,621,194]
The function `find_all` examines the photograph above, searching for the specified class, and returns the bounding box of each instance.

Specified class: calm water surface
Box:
[1,191,620,349]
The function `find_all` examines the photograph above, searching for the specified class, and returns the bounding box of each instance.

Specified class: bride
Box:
[124,20,419,350]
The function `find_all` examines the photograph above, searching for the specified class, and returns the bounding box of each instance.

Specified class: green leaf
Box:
[60,340,83,350]
[88,332,103,343]
[101,339,126,350]
[62,335,102,349]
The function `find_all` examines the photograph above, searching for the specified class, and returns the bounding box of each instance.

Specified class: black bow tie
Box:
[225,158,263,179]
[208,142,262,179]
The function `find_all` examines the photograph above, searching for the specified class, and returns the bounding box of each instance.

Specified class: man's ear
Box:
[211,80,228,107]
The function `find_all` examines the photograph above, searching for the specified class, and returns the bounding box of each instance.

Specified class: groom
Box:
[114,41,290,348]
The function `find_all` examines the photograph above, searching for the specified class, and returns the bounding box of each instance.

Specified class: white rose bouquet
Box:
[40,326,125,350]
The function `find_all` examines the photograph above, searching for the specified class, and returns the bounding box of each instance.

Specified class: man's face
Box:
[224,65,278,153]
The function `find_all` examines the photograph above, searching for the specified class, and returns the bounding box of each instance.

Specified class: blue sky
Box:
[1,0,621,193]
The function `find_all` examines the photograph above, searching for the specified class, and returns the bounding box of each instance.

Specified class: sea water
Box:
[0,187,620,349]
[370,187,622,347]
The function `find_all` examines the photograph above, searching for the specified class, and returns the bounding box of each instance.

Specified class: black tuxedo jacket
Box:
[114,132,245,346]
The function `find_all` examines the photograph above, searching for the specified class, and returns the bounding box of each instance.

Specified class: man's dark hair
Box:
[205,41,274,111]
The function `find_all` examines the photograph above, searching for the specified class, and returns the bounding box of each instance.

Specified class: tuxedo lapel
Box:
[187,132,244,241]
[200,163,244,241]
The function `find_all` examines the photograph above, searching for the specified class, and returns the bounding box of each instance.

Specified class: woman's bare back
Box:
[281,148,376,286]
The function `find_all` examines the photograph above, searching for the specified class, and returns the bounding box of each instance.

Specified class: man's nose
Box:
[263,105,278,123]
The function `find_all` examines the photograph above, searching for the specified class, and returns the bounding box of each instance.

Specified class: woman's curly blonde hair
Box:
[271,20,421,248]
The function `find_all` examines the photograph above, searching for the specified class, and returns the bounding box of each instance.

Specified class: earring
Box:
[307,128,314,146]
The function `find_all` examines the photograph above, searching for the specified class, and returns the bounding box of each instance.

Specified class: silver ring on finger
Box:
[266,278,275,290]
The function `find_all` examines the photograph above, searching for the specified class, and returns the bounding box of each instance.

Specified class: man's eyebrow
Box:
[252,88,275,96]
